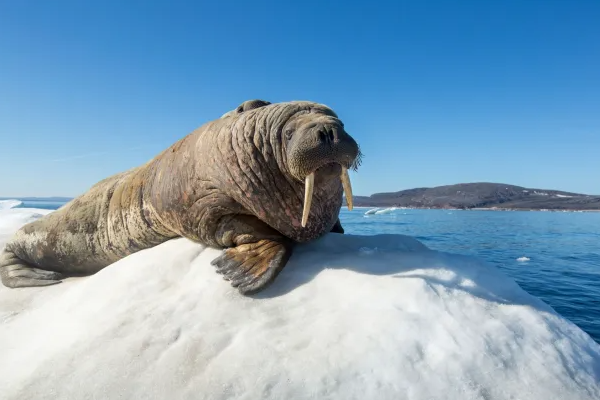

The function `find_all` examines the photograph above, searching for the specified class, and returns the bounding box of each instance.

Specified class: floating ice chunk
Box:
[374,207,397,214]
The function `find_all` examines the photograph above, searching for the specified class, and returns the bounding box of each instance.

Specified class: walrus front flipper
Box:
[206,214,294,295]
[0,249,63,288]
[211,239,293,295]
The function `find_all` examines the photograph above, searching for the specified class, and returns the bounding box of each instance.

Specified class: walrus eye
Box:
[285,129,293,141]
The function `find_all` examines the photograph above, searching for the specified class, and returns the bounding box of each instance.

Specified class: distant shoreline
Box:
[2,200,599,213]
[345,182,600,212]
[4,180,600,215]
[344,206,600,213]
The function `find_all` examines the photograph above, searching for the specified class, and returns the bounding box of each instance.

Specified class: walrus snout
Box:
[285,116,361,227]
[286,118,360,177]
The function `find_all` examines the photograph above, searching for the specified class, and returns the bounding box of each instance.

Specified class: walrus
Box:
[0,99,361,295]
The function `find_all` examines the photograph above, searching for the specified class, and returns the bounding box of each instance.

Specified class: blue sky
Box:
[1,0,599,197]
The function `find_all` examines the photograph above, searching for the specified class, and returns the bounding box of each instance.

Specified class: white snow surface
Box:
[0,206,53,246]
[1,208,599,400]
[0,199,23,210]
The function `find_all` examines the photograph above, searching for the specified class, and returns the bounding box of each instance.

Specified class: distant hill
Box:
[348,182,600,211]
[3,183,600,211]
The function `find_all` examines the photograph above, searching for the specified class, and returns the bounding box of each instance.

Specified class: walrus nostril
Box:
[317,128,336,145]
[327,128,335,143]
[318,130,328,144]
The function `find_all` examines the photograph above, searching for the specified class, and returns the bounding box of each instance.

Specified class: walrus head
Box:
[280,105,361,226]
[217,99,362,238]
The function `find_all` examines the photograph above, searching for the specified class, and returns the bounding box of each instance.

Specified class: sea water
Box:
[14,200,68,210]
[10,200,600,344]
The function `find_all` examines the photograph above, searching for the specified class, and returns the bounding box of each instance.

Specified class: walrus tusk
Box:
[341,167,353,211]
[302,173,315,227]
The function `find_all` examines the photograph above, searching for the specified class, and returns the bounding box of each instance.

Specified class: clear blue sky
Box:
[1,0,599,197]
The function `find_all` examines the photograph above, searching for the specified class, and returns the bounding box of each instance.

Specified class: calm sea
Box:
[17,200,600,344]
[15,201,68,210]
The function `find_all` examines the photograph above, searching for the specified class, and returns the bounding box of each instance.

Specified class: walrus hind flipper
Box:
[211,239,292,295]
[0,250,63,288]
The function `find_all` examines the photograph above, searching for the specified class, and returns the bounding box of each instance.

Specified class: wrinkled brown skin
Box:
[0,100,360,295]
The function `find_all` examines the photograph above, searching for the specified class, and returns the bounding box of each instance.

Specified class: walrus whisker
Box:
[350,146,363,172]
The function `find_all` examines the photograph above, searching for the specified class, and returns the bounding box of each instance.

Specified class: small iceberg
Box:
[517,257,531,262]
[374,207,397,214]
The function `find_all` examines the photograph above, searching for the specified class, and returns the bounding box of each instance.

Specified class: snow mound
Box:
[0,199,23,210]
[1,208,599,400]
